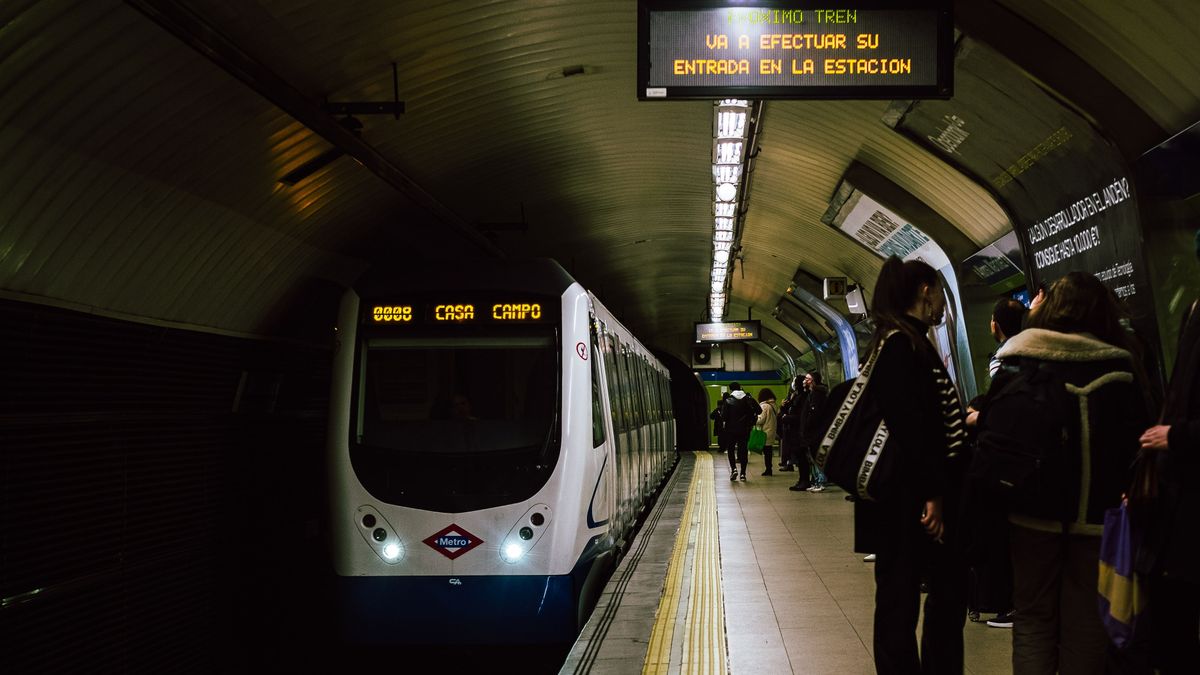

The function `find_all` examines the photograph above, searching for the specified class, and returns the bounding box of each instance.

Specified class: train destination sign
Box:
[638,1,953,100]
[695,321,761,342]
[366,299,553,325]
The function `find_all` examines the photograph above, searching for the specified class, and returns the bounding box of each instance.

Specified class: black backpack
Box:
[969,359,1076,521]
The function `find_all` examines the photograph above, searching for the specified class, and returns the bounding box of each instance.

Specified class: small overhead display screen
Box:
[695,321,761,342]
[365,299,554,326]
[638,1,953,100]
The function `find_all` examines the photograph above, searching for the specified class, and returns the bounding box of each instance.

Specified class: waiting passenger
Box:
[756,388,779,476]
[962,298,1025,631]
[710,402,726,453]
[1138,277,1200,673]
[975,271,1148,673]
[988,297,1028,380]
[797,372,829,493]
[719,382,759,482]
[856,256,967,674]
[778,376,803,472]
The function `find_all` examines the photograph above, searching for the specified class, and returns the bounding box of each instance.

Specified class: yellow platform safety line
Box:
[642,451,727,675]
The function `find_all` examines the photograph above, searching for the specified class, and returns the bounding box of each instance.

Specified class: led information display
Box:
[365,300,553,325]
[638,1,952,100]
[695,321,761,342]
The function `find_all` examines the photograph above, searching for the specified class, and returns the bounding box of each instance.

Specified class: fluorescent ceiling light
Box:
[712,280,723,292]
[715,183,737,202]
[717,111,747,139]
[714,202,735,217]
[715,218,733,231]
[715,140,743,164]
[714,230,733,243]
[714,241,732,253]
[714,250,730,264]
[713,164,741,184]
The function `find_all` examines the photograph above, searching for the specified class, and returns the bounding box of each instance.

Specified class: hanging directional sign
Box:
[695,321,761,342]
[638,0,953,100]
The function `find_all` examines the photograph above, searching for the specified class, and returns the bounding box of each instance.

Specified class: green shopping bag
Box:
[747,427,766,451]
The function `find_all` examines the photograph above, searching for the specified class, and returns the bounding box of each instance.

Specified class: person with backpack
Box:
[974,271,1149,674]
[719,382,759,481]
[853,256,968,674]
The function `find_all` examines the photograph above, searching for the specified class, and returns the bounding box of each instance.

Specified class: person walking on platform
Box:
[975,272,1148,674]
[756,388,779,476]
[856,256,968,675]
[1138,274,1200,673]
[719,382,758,481]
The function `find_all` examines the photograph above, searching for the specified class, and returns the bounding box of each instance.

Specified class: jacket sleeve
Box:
[869,334,947,500]
[756,402,769,426]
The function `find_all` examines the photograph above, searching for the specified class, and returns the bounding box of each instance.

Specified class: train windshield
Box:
[350,332,560,512]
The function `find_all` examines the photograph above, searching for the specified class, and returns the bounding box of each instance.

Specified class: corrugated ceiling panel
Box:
[0,0,395,336]
[1001,0,1200,134]
[2,0,1191,357]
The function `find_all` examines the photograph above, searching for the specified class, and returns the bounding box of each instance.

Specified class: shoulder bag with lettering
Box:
[812,331,900,502]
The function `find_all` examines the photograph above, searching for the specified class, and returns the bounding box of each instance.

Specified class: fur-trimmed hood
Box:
[995,328,1131,363]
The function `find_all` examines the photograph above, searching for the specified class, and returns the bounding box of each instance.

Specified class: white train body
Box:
[327,260,674,643]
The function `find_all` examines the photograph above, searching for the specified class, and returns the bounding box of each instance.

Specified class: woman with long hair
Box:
[756,388,778,476]
[977,271,1148,673]
[857,256,968,674]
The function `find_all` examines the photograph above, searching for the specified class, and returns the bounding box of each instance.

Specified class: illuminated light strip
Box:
[681,452,726,674]
[642,452,727,674]
[642,455,700,675]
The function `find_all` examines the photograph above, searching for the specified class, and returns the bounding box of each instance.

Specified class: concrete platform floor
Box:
[563,450,1013,674]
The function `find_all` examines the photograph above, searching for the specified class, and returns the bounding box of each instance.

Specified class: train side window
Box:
[603,332,625,433]
[626,350,644,429]
[590,323,605,447]
[662,376,672,418]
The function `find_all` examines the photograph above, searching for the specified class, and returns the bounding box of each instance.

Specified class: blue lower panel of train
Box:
[336,574,578,644]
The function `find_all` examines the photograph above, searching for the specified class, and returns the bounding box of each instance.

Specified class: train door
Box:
[601,328,631,538]
[589,316,616,539]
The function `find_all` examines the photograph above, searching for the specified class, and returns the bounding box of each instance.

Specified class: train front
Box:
[326,281,591,645]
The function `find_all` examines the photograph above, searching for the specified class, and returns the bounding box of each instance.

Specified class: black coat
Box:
[855,318,962,553]
[779,392,805,445]
[976,328,1145,533]
[798,384,829,447]
[717,392,759,444]
[1141,301,1200,583]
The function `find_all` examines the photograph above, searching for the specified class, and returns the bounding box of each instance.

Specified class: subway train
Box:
[326,259,676,644]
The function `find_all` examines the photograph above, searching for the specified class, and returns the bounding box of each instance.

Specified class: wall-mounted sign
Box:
[638,0,953,100]
[823,188,951,270]
[963,231,1025,290]
[695,321,761,342]
[883,36,1159,369]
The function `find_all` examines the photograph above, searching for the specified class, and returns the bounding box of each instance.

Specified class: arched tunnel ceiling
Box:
[0,0,1197,362]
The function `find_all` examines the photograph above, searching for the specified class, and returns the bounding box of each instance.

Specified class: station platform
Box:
[561,451,1012,674]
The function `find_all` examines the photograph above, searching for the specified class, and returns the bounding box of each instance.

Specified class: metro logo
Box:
[423,524,484,560]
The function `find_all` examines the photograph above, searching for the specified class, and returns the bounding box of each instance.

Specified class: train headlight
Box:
[502,543,525,563]
[382,542,403,561]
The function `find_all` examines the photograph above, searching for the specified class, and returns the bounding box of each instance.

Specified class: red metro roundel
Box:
[423,523,484,560]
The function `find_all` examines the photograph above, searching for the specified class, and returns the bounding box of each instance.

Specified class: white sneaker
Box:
[806,484,825,493]
[863,553,877,562]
